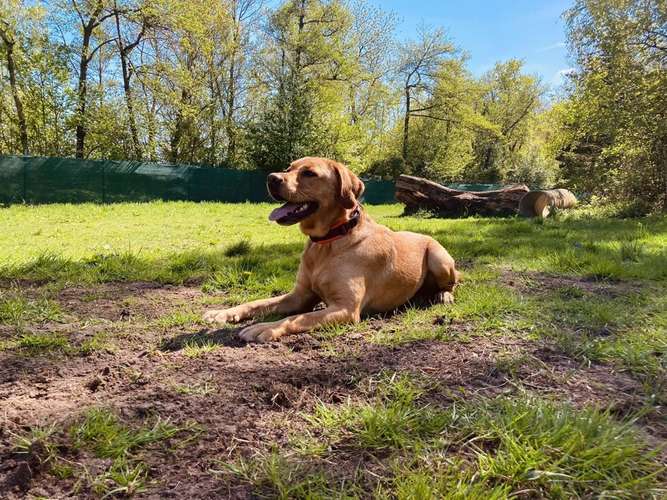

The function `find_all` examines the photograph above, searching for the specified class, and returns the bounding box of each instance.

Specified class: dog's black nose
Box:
[267,173,283,188]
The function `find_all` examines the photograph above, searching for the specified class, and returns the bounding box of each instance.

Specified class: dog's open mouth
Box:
[269,201,318,225]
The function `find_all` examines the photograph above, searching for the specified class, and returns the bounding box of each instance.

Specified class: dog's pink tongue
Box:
[269,202,299,221]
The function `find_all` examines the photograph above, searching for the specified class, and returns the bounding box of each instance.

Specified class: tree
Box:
[247,0,354,170]
[66,0,117,158]
[560,0,667,211]
[400,57,491,180]
[468,60,543,182]
[112,0,154,159]
[397,26,455,165]
[0,1,29,155]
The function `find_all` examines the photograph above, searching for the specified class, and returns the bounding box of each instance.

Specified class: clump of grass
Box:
[201,257,259,293]
[619,238,645,262]
[71,408,181,460]
[69,408,189,497]
[493,352,538,378]
[83,251,146,282]
[0,289,62,326]
[174,380,218,396]
[156,310,203,329]
[91,457,148,498]
[17,332,70,353]
[79,331,115,355]
[11,424,59,467]
[219,450,357,499]
[182,339,219,358]
[224,239,252,257]
[223,373,665,499]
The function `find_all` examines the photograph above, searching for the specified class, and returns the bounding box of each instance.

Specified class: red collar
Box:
[310,206,361,244]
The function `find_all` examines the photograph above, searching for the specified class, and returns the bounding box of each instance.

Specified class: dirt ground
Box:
[1,277,665,498]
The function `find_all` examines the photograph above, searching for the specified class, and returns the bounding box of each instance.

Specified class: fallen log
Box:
[395,174,529,216]
[518,189,577,218]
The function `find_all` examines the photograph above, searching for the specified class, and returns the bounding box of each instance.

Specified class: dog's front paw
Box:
[203,308,243,325]
[238,323,281,343]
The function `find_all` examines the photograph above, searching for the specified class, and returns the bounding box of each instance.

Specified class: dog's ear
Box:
[330,160,365,209]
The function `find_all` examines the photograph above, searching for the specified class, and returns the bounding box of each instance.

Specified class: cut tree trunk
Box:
[395,174,529,217]
[518,189,577,218]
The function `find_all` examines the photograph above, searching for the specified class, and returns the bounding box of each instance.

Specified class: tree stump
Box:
[395,174,530,217]
[518,189,577,218]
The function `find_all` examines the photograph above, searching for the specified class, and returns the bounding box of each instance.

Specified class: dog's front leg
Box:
[203,286,317,325]
[238,305,359,343]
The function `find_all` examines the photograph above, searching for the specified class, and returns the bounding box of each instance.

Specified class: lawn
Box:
[0,202,665,498]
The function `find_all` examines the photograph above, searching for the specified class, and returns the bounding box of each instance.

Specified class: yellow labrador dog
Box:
[203,157,460,342]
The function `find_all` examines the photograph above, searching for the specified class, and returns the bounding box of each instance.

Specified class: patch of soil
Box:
[57,282,205,321]
[501,270,644,298]
[0,281,664,498]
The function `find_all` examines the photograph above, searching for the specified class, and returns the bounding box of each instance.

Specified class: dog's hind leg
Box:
[425,239,460,304]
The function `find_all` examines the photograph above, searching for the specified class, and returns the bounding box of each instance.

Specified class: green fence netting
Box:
[0,156,501,205]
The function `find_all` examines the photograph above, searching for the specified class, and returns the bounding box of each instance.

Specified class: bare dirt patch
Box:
[501,269,644,298]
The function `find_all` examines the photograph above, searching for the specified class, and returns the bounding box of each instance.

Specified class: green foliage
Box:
[557,0,667,212]
[2,0,664,203]
[467,60,545,184]
[1,0,560,185]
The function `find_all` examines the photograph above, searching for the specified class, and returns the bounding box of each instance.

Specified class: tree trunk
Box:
[76,26,94,159]
[518,189,577,218]
[395,174,530,217]
[114,8,142,160]
[402,86,410,163]
[225,0,239,164]
[74,1,107,159]
[0,28,29,155]
[170,88,191,163]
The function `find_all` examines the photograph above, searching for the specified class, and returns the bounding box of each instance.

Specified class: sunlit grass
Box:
[1,203,665,285]
[220,373,665,498]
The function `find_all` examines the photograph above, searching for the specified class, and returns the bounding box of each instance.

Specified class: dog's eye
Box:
[300,170,318,178]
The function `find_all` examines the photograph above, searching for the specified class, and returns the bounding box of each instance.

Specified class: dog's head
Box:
[266,157,365,233]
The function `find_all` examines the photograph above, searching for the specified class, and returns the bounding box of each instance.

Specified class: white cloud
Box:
[536,42,566,53]
[557,67,576,77]
[551,67,576,86]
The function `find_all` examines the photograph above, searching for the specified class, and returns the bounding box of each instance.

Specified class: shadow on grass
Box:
[0,241,305,290]
[161,327,247,350]
[419,217,667,280]
[3,215,666,287]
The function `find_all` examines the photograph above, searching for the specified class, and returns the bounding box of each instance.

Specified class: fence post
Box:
[186,166,191,201]
[102,163,106,204]
[22,157,27,202]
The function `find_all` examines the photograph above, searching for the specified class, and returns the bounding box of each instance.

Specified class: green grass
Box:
[11,408,193,498]
[1,201,666,497]
[155,310,204,329]
[15,331,70,352]
[221,373,665,499]
[182,338,219,357]
[1,202,666,286]
[1,201,664,390]
[79,331,116,354]
[71,408,182,460]
[0,288,63,326]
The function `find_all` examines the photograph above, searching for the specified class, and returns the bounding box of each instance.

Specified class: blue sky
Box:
[381,0,574,88]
